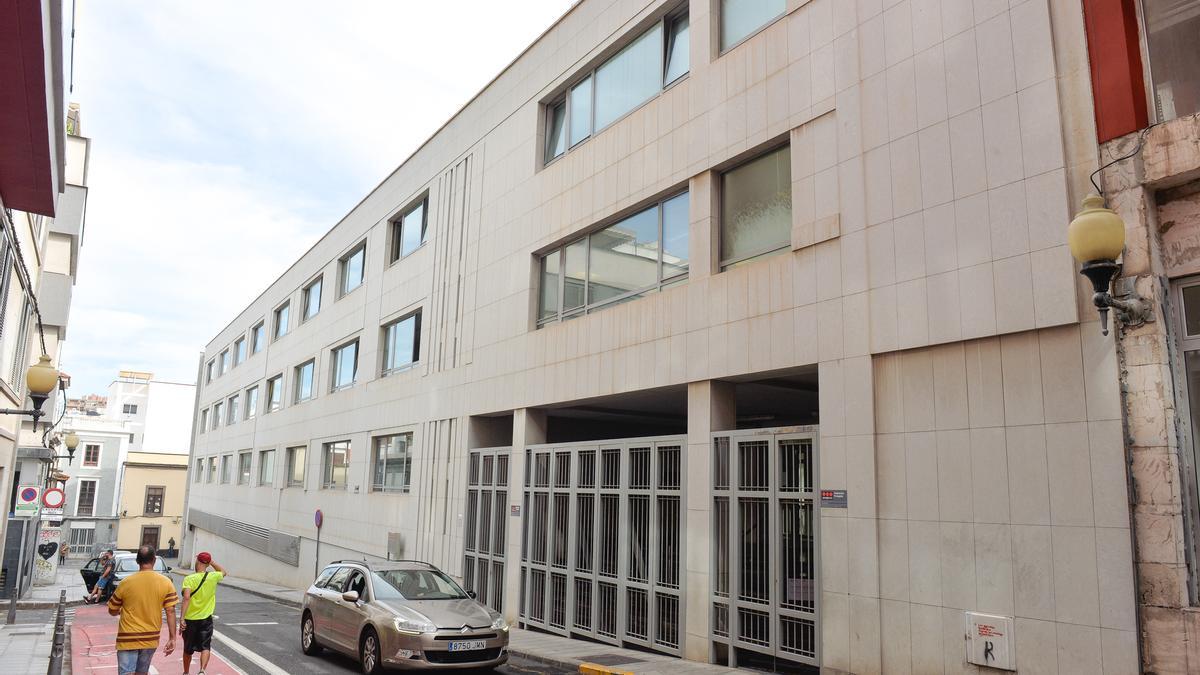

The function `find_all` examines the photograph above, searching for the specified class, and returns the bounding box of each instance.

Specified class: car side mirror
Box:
[342,591,360,603]
[467,590,477,600]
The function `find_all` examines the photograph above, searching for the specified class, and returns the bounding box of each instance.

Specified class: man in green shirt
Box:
[179,552,226,675]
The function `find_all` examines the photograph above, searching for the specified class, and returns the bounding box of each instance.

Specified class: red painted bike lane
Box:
[71,603,240,674]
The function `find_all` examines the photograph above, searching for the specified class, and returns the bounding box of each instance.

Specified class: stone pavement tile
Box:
[0,623,55,675]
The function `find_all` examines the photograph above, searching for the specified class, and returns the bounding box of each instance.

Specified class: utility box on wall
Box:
[965,612,1015,671]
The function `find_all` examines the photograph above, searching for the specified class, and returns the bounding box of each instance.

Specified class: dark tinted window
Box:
[373,568,468,600]
[326,567,352,592]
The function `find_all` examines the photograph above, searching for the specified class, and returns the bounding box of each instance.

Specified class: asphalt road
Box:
[170,580,574,675]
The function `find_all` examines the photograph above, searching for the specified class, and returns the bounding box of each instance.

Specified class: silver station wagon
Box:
[301,560,510,672]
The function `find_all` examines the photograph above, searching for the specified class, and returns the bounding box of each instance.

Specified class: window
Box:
[129,433,135,444]
[144,486,164,515]
[287,446,306,487]
[544,9,689,164]
[372,433,413,492]
[538,191,689,325]
[303,276,322,321]
[122,403,138,415]
[212,401,223,429]
[220,455,232,484]
[238,452,252,485]
[245,385,259,420]
[331,340,358,391]
[234,336,247,365]
[392,198,428,261]
[259,449,275,486]
[219,349,230,375]
[266,375,283,412]
[194,459,203,482]
[199,408,209,434]
[294,360,315,402]
[274,302,290,339]
[227,394,240,425]
[76,480,96,516]
[720,0,785,52]
[341,243,366,295]
[207,457,217,483]
[382,312,421,374]
[69,526,95,554]
[83,443,100,467]
[720,145,792,268]
[1143,0,1200,122]
[1172,276,1200,599]
[251,321,266,353]
[322,441,351,490]
[206,360,215,384]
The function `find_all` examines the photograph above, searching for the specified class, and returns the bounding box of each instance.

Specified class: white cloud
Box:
[63,0,575,393]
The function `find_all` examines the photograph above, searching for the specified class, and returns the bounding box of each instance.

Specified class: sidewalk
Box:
[181,568,743,674]
[21,563,89,609]
[71,603,240,675]
[0,622,55,674]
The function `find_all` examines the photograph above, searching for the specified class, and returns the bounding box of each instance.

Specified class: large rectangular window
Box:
[233,336,247,365]
[212,401,223,430]
[220,455,232,484]
[219,350,230,375]
[303,276,322,321]
[322,441,351,490]
[266,375,283,412]
[199,408,208,433]
[274,302,290,339]
[1143,0,1200,121]
[83,444,100,467]
[251,321,266,353]
[720,0,786,52]
[227,394,240,425]
[382,312,421,374]
[144,486,164,515]
[331,340,358,391]
[287,446,306,487]
[206,360,215,383]
[720,145,792,268]
[294,360,315,403]
[238,452,252,485]
[341,243,366,296]
[544,8,689,164]
[392,198,428,261]
[194,459,203,483]
[245,385,259,420]
[207,457,217,483]
[259,449,275,486]
[372,433,413,492]
[538,191,688,325]
[76,480,96,517]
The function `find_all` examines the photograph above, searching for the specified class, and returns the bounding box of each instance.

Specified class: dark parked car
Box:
[81,552,171,596]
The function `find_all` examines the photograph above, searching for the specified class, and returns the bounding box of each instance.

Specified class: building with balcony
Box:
[0,0,90,600]
[184,0,1200,671]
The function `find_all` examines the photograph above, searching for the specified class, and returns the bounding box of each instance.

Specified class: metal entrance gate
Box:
[463,447,510,612]
[711,428,819,668]
[519,436,685,655]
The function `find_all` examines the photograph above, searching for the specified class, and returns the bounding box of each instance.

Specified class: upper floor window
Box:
[382,312,421,375]
[720,145,792,268]
[218,349,230,375]
[720,0,785,52]
[266,375,283,412]
[212,401,224,430]
[227,394,240,425]
[233,336,247,365]
[1143,0,1200,121]
[340,243,366,296]
[207,457,217,483]
[122,403,138,415]
[144,486,164,515]
[238,452,252,485]
[372,433,413,492]
[544,8,690,164]
[251,321,266,353]
[322,441,351,490]
[258,449,276,486]
[245,385,259,420]
[392,198,428,261]
[539,191,689,325]
[83,443,100,467]
[294,360,316,403]
[206,359,215,384]
[194,459,203,483]
[220,454,232,484]
[331,340,359,391]
[287,445,306,487]
[77,480,96,516]
[273,302,290,340]
[303,276,322,321]
[199,409,208,434]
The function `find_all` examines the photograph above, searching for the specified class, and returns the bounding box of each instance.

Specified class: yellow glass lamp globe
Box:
[25,355,59,397]
[1068,194,1126,263]
[64,431,79,451]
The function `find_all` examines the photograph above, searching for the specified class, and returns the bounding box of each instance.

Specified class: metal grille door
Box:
[463,447,510,612]
[520,436,685,656]
[712,429,819,667]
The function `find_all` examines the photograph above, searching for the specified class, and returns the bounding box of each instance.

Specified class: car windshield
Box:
[372,568,469,601]
[115,557,167,572]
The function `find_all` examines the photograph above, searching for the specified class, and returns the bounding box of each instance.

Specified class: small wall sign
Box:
[510,505,521,517]
[820,489,848,508]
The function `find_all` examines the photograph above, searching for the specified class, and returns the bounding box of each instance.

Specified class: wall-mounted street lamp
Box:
[0,355,61,431]
[1067,194,1154,336]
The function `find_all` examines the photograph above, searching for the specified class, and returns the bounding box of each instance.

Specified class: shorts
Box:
[96,577,110,590]
[182,616,214,654]
[116,647,155,674]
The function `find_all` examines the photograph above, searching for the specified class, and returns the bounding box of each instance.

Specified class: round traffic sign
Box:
[42,488,65,508]
[314,509,323,529]
[20,487,37,502]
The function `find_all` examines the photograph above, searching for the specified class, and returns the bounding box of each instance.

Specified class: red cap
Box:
[196,552,212,564]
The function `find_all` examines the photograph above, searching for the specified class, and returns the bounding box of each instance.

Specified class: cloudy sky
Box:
[63,1,575,395]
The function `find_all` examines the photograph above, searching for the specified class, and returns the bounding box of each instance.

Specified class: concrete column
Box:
[683,380,735,661]
[689,171,717,280]
[502,408,546,623]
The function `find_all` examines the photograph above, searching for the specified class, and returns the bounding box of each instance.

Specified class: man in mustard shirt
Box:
[180,552,226,675]
[107,546,178,675]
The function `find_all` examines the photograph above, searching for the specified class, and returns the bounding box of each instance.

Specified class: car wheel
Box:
[360,627,382,675]
[300,612,323,656]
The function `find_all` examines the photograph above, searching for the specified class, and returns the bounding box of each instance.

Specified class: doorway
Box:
[140,525,161,550]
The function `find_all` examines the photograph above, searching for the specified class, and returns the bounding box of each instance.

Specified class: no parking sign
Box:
[15,485,40,517]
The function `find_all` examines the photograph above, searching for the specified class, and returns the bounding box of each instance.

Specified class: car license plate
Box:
[447,640,486,652]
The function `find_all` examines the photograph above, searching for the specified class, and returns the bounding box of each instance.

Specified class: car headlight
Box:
[490,615,510,632]
[393,614,436,636]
